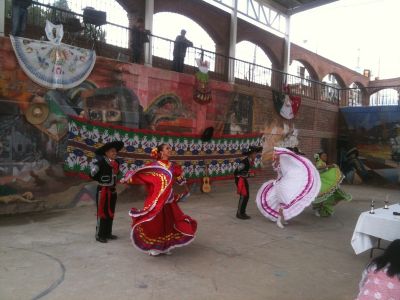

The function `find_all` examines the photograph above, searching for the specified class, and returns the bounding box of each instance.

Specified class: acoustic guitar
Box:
[201,163,211,193]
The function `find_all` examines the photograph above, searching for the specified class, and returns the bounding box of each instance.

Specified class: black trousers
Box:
[132,47,143,64]
[235,177,249,214]
[96,186,117,239]
[172,56,185,72]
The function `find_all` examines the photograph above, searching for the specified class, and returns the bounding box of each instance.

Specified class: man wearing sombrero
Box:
[90,141,124,243]
[234,146,262,219]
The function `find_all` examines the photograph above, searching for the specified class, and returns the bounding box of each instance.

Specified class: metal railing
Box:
[5,1,400,107]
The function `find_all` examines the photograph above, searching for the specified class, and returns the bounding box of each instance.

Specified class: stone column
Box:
[144,0,154,66]
[282,15,291,74]
[0,0,5,37]
[227,0,238,83]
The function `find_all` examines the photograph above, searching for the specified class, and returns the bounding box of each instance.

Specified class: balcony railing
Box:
[4,1,400,107]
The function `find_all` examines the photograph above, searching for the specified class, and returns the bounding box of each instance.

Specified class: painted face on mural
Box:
[86,95,122,123]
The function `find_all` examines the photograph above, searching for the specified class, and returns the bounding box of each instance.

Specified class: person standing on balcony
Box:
[172,29,193,73]
[11,0,32,37]
[130,18,150,64]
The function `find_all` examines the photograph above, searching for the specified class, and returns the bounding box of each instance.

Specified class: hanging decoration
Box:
[10,20,96,89]
[65,117,263,180]
[193,58,212,104]
[272,86,301,120]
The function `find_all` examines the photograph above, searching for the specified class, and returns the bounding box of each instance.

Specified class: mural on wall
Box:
[261,117,299,162]
[0,81,189,201]
[0,37,308,212]
[223,93,253,135]
[339,106,400,185]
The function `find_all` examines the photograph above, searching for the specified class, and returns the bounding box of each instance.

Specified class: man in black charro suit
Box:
[90,141,124,243]
[234,146,262,219]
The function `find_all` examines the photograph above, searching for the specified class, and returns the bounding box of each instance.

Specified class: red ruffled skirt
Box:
[125,166,197,254]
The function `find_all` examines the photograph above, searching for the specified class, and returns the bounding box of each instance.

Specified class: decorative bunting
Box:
[65,117,263,180]
[193,58,212,104]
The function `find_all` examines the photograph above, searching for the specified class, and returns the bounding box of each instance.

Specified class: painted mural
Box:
[261,117,299,162]
[339,106,400,185]
[0,35,305,213]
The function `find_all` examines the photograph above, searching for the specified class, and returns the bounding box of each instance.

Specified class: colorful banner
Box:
[65,117,263,179]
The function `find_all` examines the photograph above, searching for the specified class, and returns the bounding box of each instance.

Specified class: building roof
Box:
[266,0,337,15]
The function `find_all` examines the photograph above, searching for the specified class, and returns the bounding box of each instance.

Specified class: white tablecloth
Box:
[351,204,400,254]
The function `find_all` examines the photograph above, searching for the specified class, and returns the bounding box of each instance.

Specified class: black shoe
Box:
[242,213,251,219]
[236,213,250,220]
[107,235,118,240]
[96,236,107,243]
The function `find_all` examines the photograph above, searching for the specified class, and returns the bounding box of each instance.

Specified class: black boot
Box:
[96,218,108,243]
[240,196,251,219]
[106,219,118,240]
[236,197,250,219]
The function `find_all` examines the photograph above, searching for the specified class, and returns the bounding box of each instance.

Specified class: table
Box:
[351,204,400,255]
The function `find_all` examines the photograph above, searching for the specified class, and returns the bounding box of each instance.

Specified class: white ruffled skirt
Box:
[256,147,321,221]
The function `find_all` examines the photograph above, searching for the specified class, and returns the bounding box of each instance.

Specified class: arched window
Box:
[370,88,399,106]
[348,83,362,106]
[289,60,311,81]
[321,74,343,103]
[235,41,272,85]
[153,12,216,70]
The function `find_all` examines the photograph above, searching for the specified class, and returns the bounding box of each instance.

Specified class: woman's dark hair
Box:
[368,239,400,278]
[157,144,167,153]
[151,143,168,159]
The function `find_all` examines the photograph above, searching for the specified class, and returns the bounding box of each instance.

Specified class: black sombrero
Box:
[242,146,263,156]
[95,141,124,156]
[201,126,214,142]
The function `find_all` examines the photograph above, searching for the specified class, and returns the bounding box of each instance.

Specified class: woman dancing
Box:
[256,147,321,228]
[122,144,197,256]
[312,151,352,217]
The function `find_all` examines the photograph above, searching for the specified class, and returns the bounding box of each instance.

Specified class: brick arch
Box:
[348,81,368,106]
[369,88,399,106]
[236,40,273,66]
[349,81,368,98]
[350,81,365,89]
[153,12,217,47]
[236,37,281,70]
[154,0,230,50]
[290,59,319,81]
[321,72,346,88]
[368,86,399,95]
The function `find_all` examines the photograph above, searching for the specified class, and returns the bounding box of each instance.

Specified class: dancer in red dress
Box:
[122,144,197,256]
